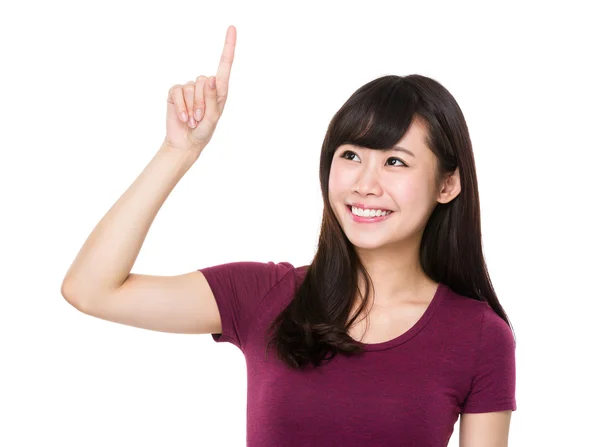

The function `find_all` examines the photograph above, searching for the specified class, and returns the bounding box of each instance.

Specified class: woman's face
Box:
[328,118,444,251]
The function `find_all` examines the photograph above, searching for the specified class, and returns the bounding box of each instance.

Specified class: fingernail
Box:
[210,77,216,89]
[195,109,202,121]
[180,111,188,122]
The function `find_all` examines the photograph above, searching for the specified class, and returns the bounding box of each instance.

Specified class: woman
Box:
[61,25,516,447]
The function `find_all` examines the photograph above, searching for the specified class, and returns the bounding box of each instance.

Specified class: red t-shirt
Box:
[198,261,517,446]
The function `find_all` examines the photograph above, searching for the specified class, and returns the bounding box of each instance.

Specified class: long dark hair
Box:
[265,74,516,369]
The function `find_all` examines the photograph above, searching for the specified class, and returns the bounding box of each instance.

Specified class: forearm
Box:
[61,141,199,303]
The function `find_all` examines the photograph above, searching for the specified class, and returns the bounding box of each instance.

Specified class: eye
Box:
[387,157,407,167]
[341,150,358,161]
[340,150,407,167]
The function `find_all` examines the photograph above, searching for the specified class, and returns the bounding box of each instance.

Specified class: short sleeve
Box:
[197,261,295,351]
[461,307,517,414]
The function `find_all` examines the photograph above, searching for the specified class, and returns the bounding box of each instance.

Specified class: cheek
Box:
[392,178,433,209]
[328,166,348,196]
[402,182,425,202]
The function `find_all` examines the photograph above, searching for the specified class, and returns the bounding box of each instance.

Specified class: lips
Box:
[346,204,392,212]
[346,205,394,215]
[345,205,394,223]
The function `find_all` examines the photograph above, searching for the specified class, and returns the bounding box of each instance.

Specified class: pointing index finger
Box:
[215,25,237,107]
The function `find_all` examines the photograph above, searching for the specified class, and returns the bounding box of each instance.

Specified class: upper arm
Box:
[459,410,512,447]
[63,271,222,335]
[462,308,517,413]
[458,308,516,445]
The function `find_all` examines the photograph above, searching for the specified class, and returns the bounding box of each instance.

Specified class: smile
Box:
[346,205,394,223]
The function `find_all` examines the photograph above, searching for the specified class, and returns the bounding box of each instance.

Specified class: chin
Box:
[345,235,392,251]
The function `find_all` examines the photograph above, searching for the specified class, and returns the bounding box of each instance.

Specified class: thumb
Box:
[202,76,219,125]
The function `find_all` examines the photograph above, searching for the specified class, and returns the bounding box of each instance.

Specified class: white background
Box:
[1,0,598,445]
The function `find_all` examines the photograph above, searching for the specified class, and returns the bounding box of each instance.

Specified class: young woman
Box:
[61,25,516,447]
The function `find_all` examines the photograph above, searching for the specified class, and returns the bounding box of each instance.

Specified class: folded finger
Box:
[169,85,188,122]
[182,81,196,126]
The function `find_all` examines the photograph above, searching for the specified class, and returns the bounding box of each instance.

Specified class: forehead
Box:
[340,118,430,156]
[398,118,429,150]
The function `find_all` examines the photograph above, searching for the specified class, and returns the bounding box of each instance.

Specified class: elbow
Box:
[61,279,86,311]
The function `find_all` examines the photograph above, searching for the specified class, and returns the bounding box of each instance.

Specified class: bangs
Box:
[326,77,420,154]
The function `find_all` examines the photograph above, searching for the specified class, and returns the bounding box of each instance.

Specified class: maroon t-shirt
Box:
[198,261,517,446]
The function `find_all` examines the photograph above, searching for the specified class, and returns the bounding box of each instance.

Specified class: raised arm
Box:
[61,26,237,334]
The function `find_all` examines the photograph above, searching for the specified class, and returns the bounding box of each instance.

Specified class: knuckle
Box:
[195,75,207,82]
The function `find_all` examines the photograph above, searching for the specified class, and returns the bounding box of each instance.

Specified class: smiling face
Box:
[328,118,446,251]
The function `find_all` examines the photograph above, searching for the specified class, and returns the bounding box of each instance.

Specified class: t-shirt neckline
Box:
[353,282,448,352]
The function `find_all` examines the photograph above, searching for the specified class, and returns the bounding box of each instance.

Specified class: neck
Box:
[354,237,435,307]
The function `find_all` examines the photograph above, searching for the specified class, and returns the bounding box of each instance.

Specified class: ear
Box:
[437,167,461,204]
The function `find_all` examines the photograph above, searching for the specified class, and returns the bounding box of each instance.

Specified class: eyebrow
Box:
[386,145,415,157]
[345,144,416,158]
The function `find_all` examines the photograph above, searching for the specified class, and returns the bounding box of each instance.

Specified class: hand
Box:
[163,25,237,155]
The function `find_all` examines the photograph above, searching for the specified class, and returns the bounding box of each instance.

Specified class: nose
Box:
[352,168,383,197]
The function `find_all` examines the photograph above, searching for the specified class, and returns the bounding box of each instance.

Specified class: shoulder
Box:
[199,260,298,279]
[197,260,304,298]
[477,305,515,354]
[441,286,515,349]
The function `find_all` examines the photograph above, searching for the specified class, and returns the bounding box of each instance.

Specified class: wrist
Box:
[159,139,203,163]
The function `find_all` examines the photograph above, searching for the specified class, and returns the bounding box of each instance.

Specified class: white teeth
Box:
[351,206,392,217]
